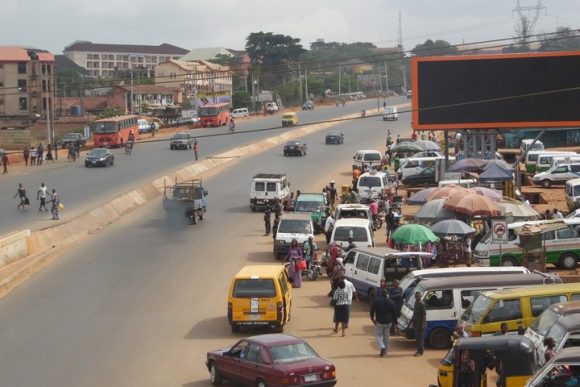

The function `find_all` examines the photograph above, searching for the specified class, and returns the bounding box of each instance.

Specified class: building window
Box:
[18,79,27,92]
[18,62,26,74]
[19,97,28,110]
[94,62,100,68]
[42,80,47,92]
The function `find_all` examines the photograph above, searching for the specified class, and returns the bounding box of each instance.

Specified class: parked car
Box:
[61,132,87,147]
[265,102,279,114]
[85,148,114,167]
[205,334,337,387]
[533,163,580,188]
[401,166,436,186]
[138,119,151,134]
[325,131,344,144]
[231,108,249,118]
[170,132,193,150]
[284,140,307,156]
[302,100,314,110]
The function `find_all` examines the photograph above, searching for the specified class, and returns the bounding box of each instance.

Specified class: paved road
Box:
[0,107,430,387]
[0,97,407,236]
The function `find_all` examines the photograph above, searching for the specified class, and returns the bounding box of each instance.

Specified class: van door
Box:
[364,256,382,294]
[423,289,456,347]
[343,250,357,284]
[352,253,371,296]
[480,298,523,335]
[278,272,292,323]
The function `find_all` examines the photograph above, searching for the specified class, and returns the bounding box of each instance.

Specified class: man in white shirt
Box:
[553,208,564,219]
[324,210,334,244]
[37,182,49,212]
[343,278,358,328]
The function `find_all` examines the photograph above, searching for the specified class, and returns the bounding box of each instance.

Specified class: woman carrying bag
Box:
[284,239,305,288]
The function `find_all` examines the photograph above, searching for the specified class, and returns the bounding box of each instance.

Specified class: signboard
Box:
[491,218,508,244]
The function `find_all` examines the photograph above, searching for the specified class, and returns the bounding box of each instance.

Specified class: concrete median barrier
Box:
[0,229,31,267]
[0,107,397,299]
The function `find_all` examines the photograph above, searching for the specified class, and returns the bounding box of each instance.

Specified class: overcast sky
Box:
[2,0,580,54]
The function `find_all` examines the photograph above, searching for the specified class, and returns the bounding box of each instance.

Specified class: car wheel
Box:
[231,324,240,333]
[559,253,578,270]
[209,362,223,386]
[85,162,90,168]
[111,159,114,166]
[256,379,268,387]
[542,179,552,188]
[284,152,288,157]
[501,256,518,266]
[429,328,452,349]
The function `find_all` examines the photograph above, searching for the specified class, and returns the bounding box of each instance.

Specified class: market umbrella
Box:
[427,185,470,201]
[414,199,456,223]
[479,163,514,183]
[414,140,441,151]
[443,192,502,217]
[496,198,541,221]
[483,159,514,172]
[390,141,423,153]
[430,219,476,236]
[470,186,502,201]
[407,187,440,205]
[391,223,440,244]
[448,158,488,172]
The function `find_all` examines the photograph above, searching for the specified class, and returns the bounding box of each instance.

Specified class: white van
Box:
[566,178,580,212]
[382,106,399,121]
[535,152,578,173]
[334,204,373,231]
[231,108,249,118]
[397,273,559,349]
[352,150,383,170]
[330,218,375,248]
[551,156,580,170]
[474,218,580,269]
[533,163,580,188]
[398,157,439,180]
[398,267,531,300]
[525,150,548,174]
[273,213,314,260]
[357,171,389,201]
[249,173,291,211]
[520,139,545,152]
[138,119,150,134]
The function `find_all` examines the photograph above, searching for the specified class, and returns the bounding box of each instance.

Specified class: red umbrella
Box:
[443,193,502,217]
[427,186,470,201]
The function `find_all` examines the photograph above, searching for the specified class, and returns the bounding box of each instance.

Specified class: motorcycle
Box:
[302,260,322,281]
[361,109,366,118]
[125,141,133,155]
[229,121,235,132]
[373,211,385,230]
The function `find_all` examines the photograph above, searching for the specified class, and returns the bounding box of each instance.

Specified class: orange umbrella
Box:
[443,193,502,217]
[427,185,470,201]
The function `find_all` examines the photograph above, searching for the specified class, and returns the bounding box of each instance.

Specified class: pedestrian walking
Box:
[2,152,8,174]
[46,143,53,162]
[370,288,396,357]
[23,146,29,165]
[388,279,404,335]
[74,140,80,160]
[409,291,426,357]
[331,280,349,337]
[50,189,60,220]
[37,182,49,212]
[272,215,280,241]
[13,183,27,210]
[67,144,75,161]
[284,239,304,288]
[193,139,199,161]
[30,147,37,165]
[343,277,358,328]
[328,180,338,210]
[37,143,44,165]
[53,141,58,160]
[324,209,334,245]
[329,257,345,297]
[263,206,271,235]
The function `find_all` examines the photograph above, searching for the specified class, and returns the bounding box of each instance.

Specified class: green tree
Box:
[96,107,122,119]
[411,39,458,56]
[539,27,580,51]
[232,91,252,109]
[208,53,242,67]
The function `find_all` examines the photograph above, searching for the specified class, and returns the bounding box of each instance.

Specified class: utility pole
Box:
[513,0,545,46]
[338,65,342,98]
[298,62,303,104]
[384,62,389,95]
[401,66,407,93]
[304,69,308,100]
[397,10,403,50]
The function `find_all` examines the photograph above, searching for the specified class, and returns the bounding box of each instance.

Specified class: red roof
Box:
[0,47,54,63]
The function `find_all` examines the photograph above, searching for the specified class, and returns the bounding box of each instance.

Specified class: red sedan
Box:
[206,334,337,387]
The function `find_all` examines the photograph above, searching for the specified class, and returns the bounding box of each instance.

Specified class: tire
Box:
[429,328,452,349]
[192,213,198,225]
[274,324,284,333]
[256,379,268,387]
[559,253,578,270]
[85,162,90,168]
[542,179,552,188]
[231,324,240,333]
[199,210,204,221]
[275,253,285,261]
[209,362,223,386]
[110,159,114,166]
[307,269,318,281]
[501,256,518,266]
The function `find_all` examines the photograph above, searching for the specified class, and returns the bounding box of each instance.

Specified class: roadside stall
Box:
[430,219,476,267]
[515,220,568,272]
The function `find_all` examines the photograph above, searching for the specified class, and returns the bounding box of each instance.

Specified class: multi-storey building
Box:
[0,46,55,128]
[63,41,188,79]
[155,59,232,106]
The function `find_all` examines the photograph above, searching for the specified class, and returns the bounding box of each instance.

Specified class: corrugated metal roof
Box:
[0,47,55,62]
[180,47,233,61]
[64,41,187,55]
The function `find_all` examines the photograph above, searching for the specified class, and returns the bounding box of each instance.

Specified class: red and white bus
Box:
[93,115,140,148]
[198,103,231,127]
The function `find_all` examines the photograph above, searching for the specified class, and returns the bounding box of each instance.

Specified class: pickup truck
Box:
[61,132,87,147]
[162,179,208,225]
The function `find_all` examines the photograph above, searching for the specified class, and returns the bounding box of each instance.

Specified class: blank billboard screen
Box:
[412,51,580,130]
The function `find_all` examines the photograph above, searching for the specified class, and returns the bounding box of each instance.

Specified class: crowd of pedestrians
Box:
[12,182,62,220]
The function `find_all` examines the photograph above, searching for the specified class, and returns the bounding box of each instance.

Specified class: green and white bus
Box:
[474,218,580,269]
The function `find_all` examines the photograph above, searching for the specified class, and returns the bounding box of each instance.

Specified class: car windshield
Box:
[63,133,79,139]
[89,149,108,156]
[278,220,312,234]
[93,122,118,133]
[198,107,218,116]
[173,134,189,139]
[337,210,370,220]
[406,284,426,310]
[295,201,322,212]
[269,342,317,364]
[363,153,381,161]
[463,295,493,324]
[232,279,276,298]
[546,322,568,344]
[328,132,340,136]
[530,308,560,336]
[283,114,294,119]
[574,186,580,197]
[358,176,382,187]
[333,226,368,242]
[286,141,301,146]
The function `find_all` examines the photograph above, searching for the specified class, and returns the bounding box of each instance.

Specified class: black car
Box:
[61,132,87,147]
[325,131,344,145]
[85,148,114,167]
[401,166,436,186]
[283,140,307,156]
[170,132,193,150]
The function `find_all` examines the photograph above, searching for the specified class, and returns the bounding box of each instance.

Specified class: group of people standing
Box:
[13,182,61,220]
[23,143,57,167]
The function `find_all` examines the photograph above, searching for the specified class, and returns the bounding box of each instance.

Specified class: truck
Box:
[162,178,208,225]
[61,132,87,147]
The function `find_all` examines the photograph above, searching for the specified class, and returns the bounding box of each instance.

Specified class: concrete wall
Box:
[0,229,31,267]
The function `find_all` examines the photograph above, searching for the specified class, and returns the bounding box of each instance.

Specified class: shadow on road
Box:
[245,250,277,264]
[184,316,230,340]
